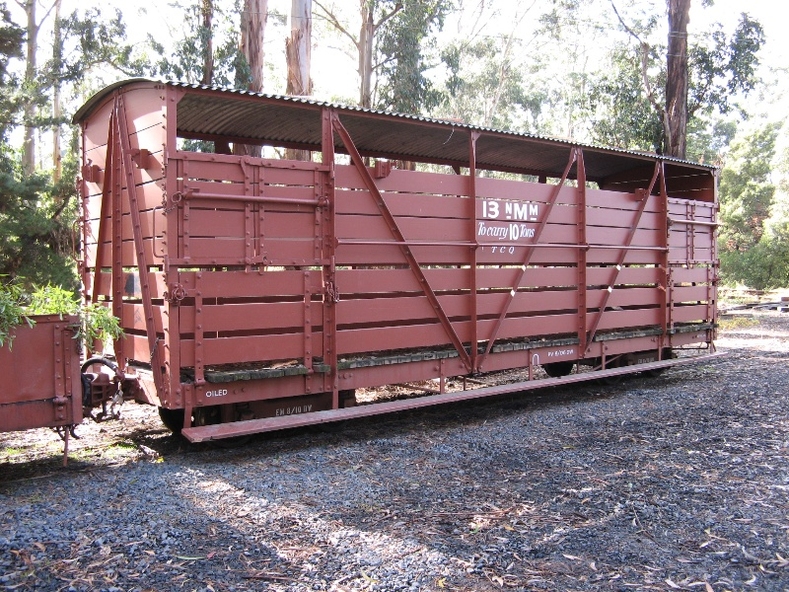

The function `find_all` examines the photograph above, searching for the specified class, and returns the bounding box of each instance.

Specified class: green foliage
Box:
[440,36,544,130]
[0,157,78,289]
[688,14,764,119]
[718,122,785,289]
[685,117,738,165]
[148,0,243,87]
[0,0,83,289]
[718,123,779,251]
[47,7,148,84]
[0,2,23,139]
[0,278,32,348]
[585,8,763,157]
[0,282,122,353]
[585,45,665,152]
[376,0,452,114]
[27,285,122,353]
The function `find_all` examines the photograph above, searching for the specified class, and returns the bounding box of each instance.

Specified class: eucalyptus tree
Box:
[375,0,451,114]
[284,0,311,160]
[231,0,268,157]
[15,0,56,175]
[286,0,311,97]
[600,0,764,159]
[201,0,215,84]
[665,0,690,158]
[437,1,617,139]
[314,0,400,109]
[314,0,452,111]
[441,33,539,131]
[148,0,243,87]
[0,1,76,288]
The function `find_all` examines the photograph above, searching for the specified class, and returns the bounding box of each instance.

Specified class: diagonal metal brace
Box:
[586,161,662,346]
[113,94,166,398]
[477,148,579,369]
[331,114,472,371]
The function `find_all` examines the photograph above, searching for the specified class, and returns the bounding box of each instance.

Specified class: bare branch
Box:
[373,2,402,30]
[609,0,644,46]
[639,45,660,113]
[314,0,360,50]
[484,10,526,127]
[611,0,669,150]
[38,0,58,26]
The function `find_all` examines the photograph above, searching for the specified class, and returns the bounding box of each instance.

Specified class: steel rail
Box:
[335,239,669,251]
[179,190,323,207]
[668,218,719,227]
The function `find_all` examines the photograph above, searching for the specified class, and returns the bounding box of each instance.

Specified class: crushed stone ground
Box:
[1,311,788,591]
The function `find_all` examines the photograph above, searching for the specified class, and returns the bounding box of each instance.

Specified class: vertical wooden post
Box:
[468,131,480,373]
[576,149,588,354]
[114,94,166,404]
[658,162,670,354]
[109,111,126,365]
[321,108,339,407]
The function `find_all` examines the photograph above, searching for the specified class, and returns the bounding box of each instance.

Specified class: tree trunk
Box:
[286,0,312,96]
[21,0,38,175]
[241,0,267,92]
[234,0,267,157]
[359,1,374,109]
[286,0,312,161]
[665,0,690,159]
[201,0,214,85]
[52,0,62,183]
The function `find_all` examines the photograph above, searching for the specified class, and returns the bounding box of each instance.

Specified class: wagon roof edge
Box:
[73,78,717,177]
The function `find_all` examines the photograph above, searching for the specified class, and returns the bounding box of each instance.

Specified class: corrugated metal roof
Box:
[74,79,716,183]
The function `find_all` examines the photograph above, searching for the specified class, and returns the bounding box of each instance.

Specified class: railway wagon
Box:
[0,315,134,463]
[0,316,82,436]
[73,79,719,442]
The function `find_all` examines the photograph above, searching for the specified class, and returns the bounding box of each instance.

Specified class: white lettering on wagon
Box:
[481,200,539,222]
[478,201,538,257]
[205,389,228,398]
[477,222,536,241]
[275,405,313,417]
[547,348,575,358]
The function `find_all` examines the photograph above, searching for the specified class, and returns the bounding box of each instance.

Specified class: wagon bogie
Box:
[70,79,719,441]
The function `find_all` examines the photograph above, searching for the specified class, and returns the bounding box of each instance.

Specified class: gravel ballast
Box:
[1,312,788,591]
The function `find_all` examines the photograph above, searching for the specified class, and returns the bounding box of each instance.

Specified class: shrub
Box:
[0,278,32,348]
[27,285,122,354]
[0,283,122,354]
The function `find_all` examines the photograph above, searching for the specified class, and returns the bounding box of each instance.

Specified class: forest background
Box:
[0,0,786,293]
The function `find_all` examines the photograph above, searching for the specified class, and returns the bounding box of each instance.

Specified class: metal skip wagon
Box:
[73,79,719,442]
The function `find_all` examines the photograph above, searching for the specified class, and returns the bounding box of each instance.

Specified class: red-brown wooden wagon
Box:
[0,314,140,463]
[0,316,82,436]
[73,79,720,442]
